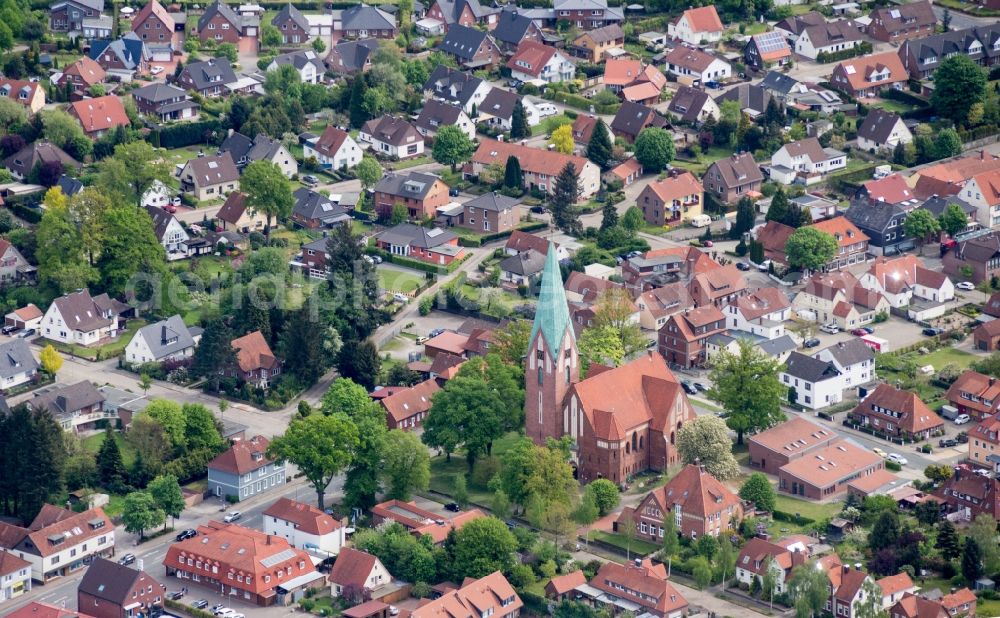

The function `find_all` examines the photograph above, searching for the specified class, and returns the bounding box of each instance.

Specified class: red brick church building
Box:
[525,244,697,484]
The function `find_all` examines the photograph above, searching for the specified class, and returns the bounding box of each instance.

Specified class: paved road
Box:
[932,4,998,30]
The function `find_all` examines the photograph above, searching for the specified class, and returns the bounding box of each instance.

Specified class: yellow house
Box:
[0,79,45,114]
[969,416,1000,467]
[571,24,625,63]
[217,191,268,233]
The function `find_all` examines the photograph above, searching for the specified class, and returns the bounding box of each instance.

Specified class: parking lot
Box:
[383,310,472,362]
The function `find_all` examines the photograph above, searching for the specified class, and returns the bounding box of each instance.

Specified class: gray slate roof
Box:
[327,38,381,72]
[78,558,148,604]
[706,153,764,189]
[374,171,442,199]
[180,58,238,91]
[424,65,486,107]
[857,109,903,144]
[463,191,520,213]
[479,87,519,121]
[31,381,105,418]
[131,82,188,103]
[493,8,536,46]
[198,1,241,32]
[133,315,197,361]
[611,100,669,136]
[901,25,1000,73]
[292,187,351,226]
[667,85,712,123]
[414,99,466,133]
[57,175,84,197]
[143,205,180,242]
[435,0,498,24]
[716,83,772,115]
[756,334,797,358]
[783,351,841,383]
[341,4,396,30]
[271,49,324,72]
[377,223,456,249]
[920,195,976,219]
[89,32,150,70]
[759,70,800,96]
[439,24,491,61]
[0,339,37,380]
[219,131,253,164]
[845,196,907,234]
[272,3,309,30]
[821,337,874,367]
[500,248,545,276]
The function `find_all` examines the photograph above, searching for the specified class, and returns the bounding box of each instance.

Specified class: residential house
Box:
[911,151,1000,201]
[220,132,297,177]
[718,85,774,120]
[504,230,569,261]
[585,560,687,618]
[608,158,644,188]
[848,383,943,440]
[0,239,35,287]
[197,0,259,43]
[664,46,731,84]
[263,497,346,555]
[178,152,239,201]
[507,41,575,84]
[974,319,1000,352]
[959,169,1000,230]
[409,573,523,618]
[754,221,797,266]
[376,378,440,430]
[4,304,43,332]
[545,571,586,602]
[78,558,165,618]
[778,439,885,498]
[373,171,449,220]
[375,224,465,266]
[335,4,398,39]
[868,1,936,43]
[164,521,322,606]
[229,331,281,389]
[54,56,106,97]
[899,25,1000,79]
[175,58,240,98]
[0,338,38,392]
[619,65,667,105]
[131,83,199,122]
[768,138,847,185]
[984,290,1000,318]
[932,464,1000,522]
[891,592,967,618]
[794,193,839,223]
[41,289,128,347]
[0,552,31,602]
[736,537,811,593]
[358,115,425,160]
[467,139,601,198]
[635,283,693,331]
[124,315,200,365]
[668,6,724,45]
[570,24,624,62]
[794,20,864,60]
[500,249,545,287]
[67,96,130,139]
[947,370,1000,422]
[208,434,285,500]
[291,237,335,279]
[748,416,841,474]
[666,85,719,124]
[272,3,310,44]
[89,33,150,79]
[0,79,45,114]
[858,255,954,308]
[533,0,623,30]
[621,246,720,294]
[492,7,543,53]
[291,188,351,229]
[50,0,105,33]
[759,70,809,102]
[831,51,908,98]
[144,204,190,259]
[689,264,748,309]
[131,0,175,45]
[452,192,521,234]
[637,171,703,226]
[703,153,764,204]
[845,197,911,257]
[940,589,978,618]
[438,25,501,69]
[857,174,920,208]
[329,548,392,598]
[610,100,671,143]
[422,0,499,33]
[658,306,727,368]
[0,505,113,582]
[3,140,80,180]
[603,58,647,93]
[477,87,541,130]
[268,49,324,83]
[618,463,742,539]
[413,99,475,140]
[743,31,792,70]
[325,38,381,74]
[423,66,492,115]
[943,231,1000,284]
[303,125,363,170]
[780,352,844,410]
[794,272,889,329]
[809,216,870,270]
[216,191,266,233]
[28,381,109,432]
[723,286,790,340]
[857,109,912,152]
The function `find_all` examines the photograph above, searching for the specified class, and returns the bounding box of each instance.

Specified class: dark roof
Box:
[759,71,800,96]
[870,0,936,34]
[705,153,764,189]
[434,0,498,24]
[57,174,84,197]
[716,83,772,114]
[219,131,253,164]
[271,49,324,72]
[611,100,668,136]
[245,134,287,164]
[0,339,37,380]
[89,33,150,70]
[292,187,350,225]
[802,20,863,48]
[180,58,238,91]
[341,4,396,30]
[822,338,874,367]
[775,11,826,35]
[956,232,1000,264]
[377,223,457,249]
[131,82,188,103]
[920,195,976,219]
[479,87,519,121]
[845,196,907,234]
[424,65,487,107]
[374,171,443,199]
[463,191,520,213]
[217,191,247,224]
[133,315,197,360]
[667,85,712,123]
[143,205,181,242]
[326,38,381,73]
[857,109,903,144]
[783,351,841,382]
[198,1,241,31]
[30,381,105,419]
[182,152,239,187]
[79,558,153,604]
[493,8,535,45]
[901,25,1000,73]
[3,141,81,179]
[439,24,491,61]
[414,99,467,133]
[361,115,422,147]
[272,3,309,30]
[500,248,545,276]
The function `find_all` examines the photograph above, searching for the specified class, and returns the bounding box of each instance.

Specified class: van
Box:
[940,404,959,421]
[690,214,712,228]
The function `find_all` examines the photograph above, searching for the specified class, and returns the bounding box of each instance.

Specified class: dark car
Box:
[530,205,546,214]
[429,328,445,338]
[736,262,751,271]
[18,329,35,339]
[804,338,821,348]
[957,431,969,444]
[923,327,943,336]
[693,382,707,392]
[302,175,319,186]
[118,553,136,566]
[444,502,461,512]
[449,187,460,197]
[681,381,697,395]
[505,520,519,530]
[939,438,958,448]
[1,325,18,335]
[862,327,875,334]
[176,529,197,542]
[170,590,186,601]
[192,600,209,610]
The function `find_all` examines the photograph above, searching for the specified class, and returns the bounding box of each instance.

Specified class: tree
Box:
[0,405,68,523]
[144,400,186,451]
[586,120,613,170]
[578,325,625,369]
[381,429,430,500]
[97,140,170,208]
[574,488,599,524]
[98,204,167,297]
[962,537,983,584]
[903,208,941,255]
[139,373,151,396]
[661,510,679,558]
[591,288,646,359]
[68,188,111,267]
[676,416,740,480]
[731,196,755,239]
[39,345,63,375]
[449,516,518,579]
[510,100,531,140]
[601,201,619,231]
[337,338,381,391]
[934,128,963,160]
[41,108,88,150]
[550,124,574,154]
[453,474,469,508]
[708,339,785,444]
[622,207,644,234]
[550,162,582,235]
[269,413,359,509]
[148,474,185,528]
[356,155,382,193]
[931,55,987,127]
[96,427,127,491]
[183,404,224,453]
[503,156,523,190]
[939,202,969,238]
[966,513,1000,574]
[942,7,951,30]
[633,127,675,172]
[739,473,777,513]
[241,160,294,234]
[690,556,712,589]
[348,75,369,128]
[935,520,961,561]
[338,383,388,511]
[312,37,326,53]
[785,227,837,272]
[585,479,620,515]
[261,24,282,48]
[121,491,164,540]
[0,97,26,133]
[788,561,830,618]
[854,578,888,618]
[924,464,953,485]
[36,199,96,293]
[192,319,237,393]
[716,535,736,588]
[870,510,900,552]
[432,125,476,172]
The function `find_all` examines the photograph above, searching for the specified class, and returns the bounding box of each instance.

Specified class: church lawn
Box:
[589,530,661,557]
[427,431,524,506]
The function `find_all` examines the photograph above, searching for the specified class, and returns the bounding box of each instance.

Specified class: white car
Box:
[393,293,409,303]
[222,511,242,523]
[954,414,972,425]
[535,103,558,117]
[151,65,165,75]
[975,468,992,478]
[887,453,908,466]
[956,281,975,291]
[819,323,841,334]
[214,609,234,617]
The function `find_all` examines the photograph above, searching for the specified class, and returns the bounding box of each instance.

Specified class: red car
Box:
[851,328,867,336]
[163,203,178,213]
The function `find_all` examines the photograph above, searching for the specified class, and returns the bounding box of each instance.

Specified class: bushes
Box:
[886,460,902,472]
[544,90,619,115]
[816,42,873,64]
[773,510,815,526]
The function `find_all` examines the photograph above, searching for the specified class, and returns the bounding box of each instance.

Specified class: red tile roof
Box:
[312,125,351,158]
[545,570,586,596]
[208,435,275,476]
[677,6,723,33]
[472,139,591,179]
[835,51,907,92]
[863,173,916,205]
[603,58,644,87]
[645,463,742,521]
[946,370,1000,417]
[6,603,98,618]
[69,96,130,135]
[263,498,342,536]
[854,383,943,434]
[748,416,836,455]
[506,41,561,78]
[63,56,107,87]
[379,378,440,424]
[329,547,382,589]
[505,230,557,255]
[133,0,175,32]
[645,171,702,203]
[0,79,42,108]
[590,559,688,616]
[877,572,915,598]
[412,509,486,544]
[371,499,437,529]
[0,549,31,575]
[779,441,882,489]
[609,157,642,181]
[0,505,113,558]
[809,216,869,249]
[231,330,279,373]
[665,46,719,73]
[866,255,947,293]
[410,572,523,618]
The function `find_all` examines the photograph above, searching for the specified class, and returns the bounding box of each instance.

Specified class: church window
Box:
[538,367,544,385]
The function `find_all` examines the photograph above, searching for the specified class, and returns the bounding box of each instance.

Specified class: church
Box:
[525,244,697,485]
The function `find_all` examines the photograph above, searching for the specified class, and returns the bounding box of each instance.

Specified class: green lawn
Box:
[82,431,137,468]
[920,347,977,370]
[380,269,424,294]
[871,99,922,114]
[45,320,147,361]
[672,146,733,176]
[590,530,661,556]
[395,155,434,170]
[774,495,841,521]
[428,431,524,506]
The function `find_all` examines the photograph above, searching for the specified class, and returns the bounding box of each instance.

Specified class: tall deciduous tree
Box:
[676,416,740,480]
[903,208,941,255]
[788,561,830,618]
[550,124,574,154]
[550,162,582,235]
[739,473,777,512]
[241,160,294,235]
[432,125,476,172]
[707,339,785,444]
[36,197,96,293]
[938,202,969,238]
[447,516,518,579]
[785,227,837,272]
[98,204,167,297]
[148,474,185,528]
[633,127,675,172]
[931,55,987,127]
[381,429,430,500]
[586,120,613,170]
[268,413,360,509]
[121,491,164,540]
[97,141,170,207]
[854,578,888,618]
[323,378,388,510]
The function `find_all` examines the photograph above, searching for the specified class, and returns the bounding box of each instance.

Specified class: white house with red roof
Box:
[723,286,791,339]
[858,255,954,308]
[68,95,130,139]
[263,497,346,555]
[303,126,362,170]
[0,505,114,582]
[328,548,392,598]
[468,139,600,199]
[207,435,286,501]
[735,536,810,593]
[410,572,523,618]
[960,168,1000,229]
[668,6,723,45]
[507,41,575,84]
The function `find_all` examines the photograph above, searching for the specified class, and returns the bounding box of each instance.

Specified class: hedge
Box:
[148,119,223,149]
[543,90,619,115]
[165,598,214,618]
[773,510,815,526]
[959,125,1000,142]
[816,41,873,64]
[4,193,44,224]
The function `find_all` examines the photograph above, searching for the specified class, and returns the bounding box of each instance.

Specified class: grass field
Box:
[774,494,841,521]
[871,99,922,114]
[83,431,137,468]
[590,530,661,556]
[380,269,424,294]
[921,347,977,370]
[672,146,734,176]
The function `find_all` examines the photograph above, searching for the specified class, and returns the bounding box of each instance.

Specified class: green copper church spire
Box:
[530,241,574,351]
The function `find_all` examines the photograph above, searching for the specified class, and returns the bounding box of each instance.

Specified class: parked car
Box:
[215,609,235,618]
[444,502,460,512]
[118,553,136,566]
[681,380,697,395]
[736,262,751,271]
[703,240,713,247]
[957,431,969,444]
[223,511,242,523]
[861,327,875,334]
[449,187,460,197]
[170,590,186,600]
[415,336,428,344]
[163,203,177,213]
[211,605,225,614]
[530,205,546,214]
[1,325,18,335]
[803,338,821,348]
[705,80,721,89]
[536,103,558,117]
[693,382,707,392]
[887,453,908,466]
[851,328,868,336]
[302,175,319,187]
[17,329,35,339]
[939,438,958,448]
[192,600,209,610]
[956,281,976,291]
[872,447,887,458]
[820,323,841,334]
[393,293,409,303]
[176,529,197,541]
[923,327,943,336]
[151,65,165,75]
[954,414,972,425]
[429,328,445,338]
[975,468,992,477]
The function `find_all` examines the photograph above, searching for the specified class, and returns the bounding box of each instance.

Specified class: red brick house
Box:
[372,172,449,220]
[230,330,281,389]
[55,56,106,97]
[617,464,743,539]
[688,264,748,309]
[748,416,840,475]
[585,560,687,618]
[933,464,1000,521]
[272,3,309,45]
[131,0,175,44]
[68,96,130,139]
[375,223,465,266]
[945,370,1000,421]
[848,383,943,441]
[658,306,727,368]
[438,24,501,69]
[545,571,586,601]
[974,319,1000,351]
[375,378,440,430]
[197,1,257,43]
[867,0,936,43]
[78,558,165,618]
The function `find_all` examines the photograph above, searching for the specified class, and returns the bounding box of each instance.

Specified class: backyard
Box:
[379,268,425,294]
[82,431,137,468]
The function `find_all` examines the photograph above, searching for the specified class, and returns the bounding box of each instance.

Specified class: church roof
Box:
[531,241,574,351]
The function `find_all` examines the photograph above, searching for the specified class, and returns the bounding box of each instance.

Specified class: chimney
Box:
[855,563,862,570]
[842,565,850,574]
[634,558,642,567]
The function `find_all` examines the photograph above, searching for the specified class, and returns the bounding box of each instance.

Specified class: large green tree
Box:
[931,55,987,127]
[550,161,582,236]
[96,427,127,492]
[323,378,389,510]
[938,202,969,238]
[148,474,185,528]
[97,141,171,207]
[381,429,430,500]
[788,561,830,618]
[432,125,476,172]
[707,339,785,444]
[633,127,675,172]
[586,119,613,170]
[676,416,740,480]
[962,537,984,584]
[36,198,96,293]
[97,204,167,297]
[0,405,67,523]
[268,413,360,509]
[739,473,776,513]
[510,100,531,140]
[785,227,837,272]
[121,491,165,540]
[903,208,941,255]
[447,516,518,579]
[503,156,523,190]
[192,319,237,393]
[936,519,961,560]
[241,160,294,235]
